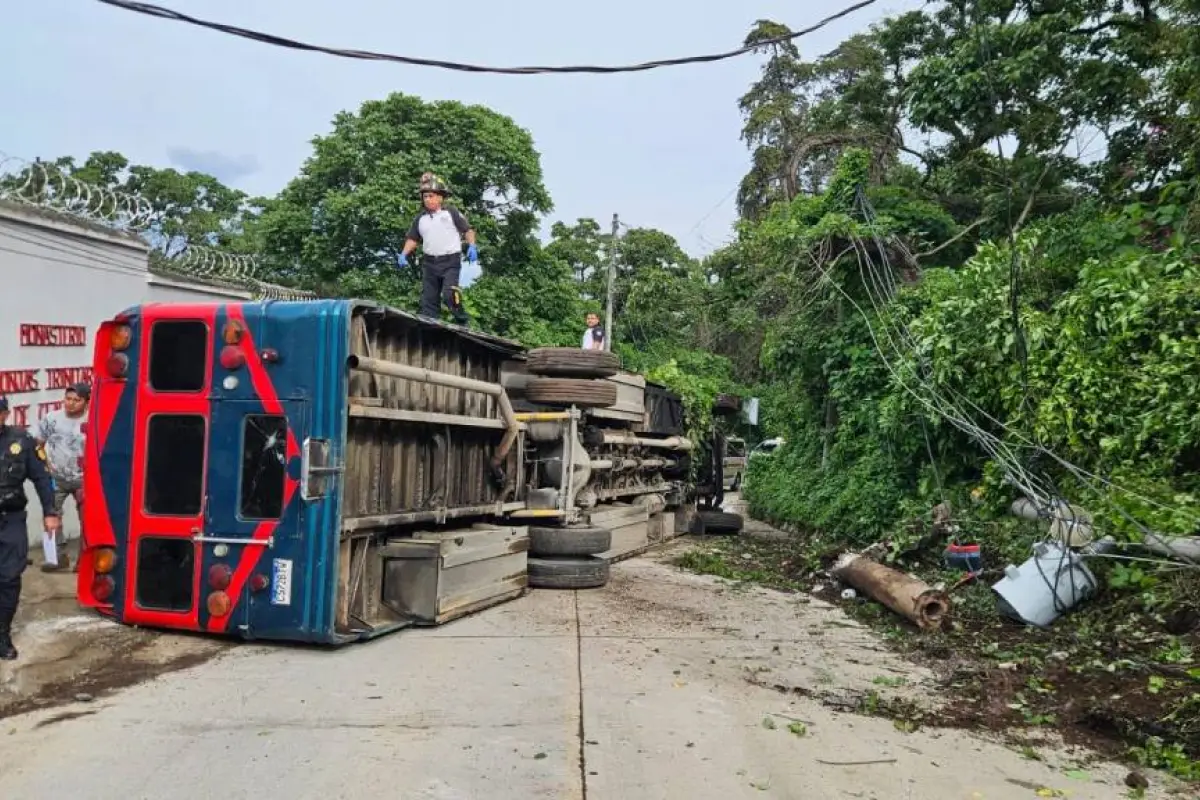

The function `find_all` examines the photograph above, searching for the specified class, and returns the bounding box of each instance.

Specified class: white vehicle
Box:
[750,437,785,458]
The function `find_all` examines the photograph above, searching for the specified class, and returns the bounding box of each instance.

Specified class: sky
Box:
[2,0,924,268]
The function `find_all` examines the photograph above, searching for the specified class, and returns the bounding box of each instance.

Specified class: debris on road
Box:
[991,541,1100,628]
[831,552,951,630]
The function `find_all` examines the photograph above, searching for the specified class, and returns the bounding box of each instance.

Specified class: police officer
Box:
[0,396,61,660]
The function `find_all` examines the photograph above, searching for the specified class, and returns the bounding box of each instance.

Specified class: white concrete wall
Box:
[0,203,249,547]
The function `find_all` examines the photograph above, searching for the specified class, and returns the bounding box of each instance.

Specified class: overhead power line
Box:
[95,0,878,75]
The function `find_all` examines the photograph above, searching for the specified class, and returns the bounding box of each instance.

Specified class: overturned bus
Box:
[77,300,723,644]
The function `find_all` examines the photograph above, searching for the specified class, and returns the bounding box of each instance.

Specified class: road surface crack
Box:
[574,590,588,799]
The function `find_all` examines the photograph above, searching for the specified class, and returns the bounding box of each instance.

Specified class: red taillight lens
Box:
[93,547,116,574]
[207,590,232,617]
[219,345,245,370]
[260,348,280,364]
[109,324,132,351]
[106,353,129,378]
[249,573,269,592]
[208,563,233,590]
[92,575,115,602]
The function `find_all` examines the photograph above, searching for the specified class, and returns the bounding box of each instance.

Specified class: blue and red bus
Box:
[76,299,697,644]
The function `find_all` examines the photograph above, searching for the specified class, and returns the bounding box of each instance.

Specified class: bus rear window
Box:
[150,320,208,392]
[135,537,194,612]
[240,414,288,519]
[145,414,205,516]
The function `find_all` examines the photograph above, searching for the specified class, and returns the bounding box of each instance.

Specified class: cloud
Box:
[166,147,260,184]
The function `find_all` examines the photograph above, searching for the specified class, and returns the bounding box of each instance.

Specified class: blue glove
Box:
[397,253,409,268]
[466,244,478,263]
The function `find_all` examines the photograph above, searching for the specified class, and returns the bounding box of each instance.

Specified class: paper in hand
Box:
[42,531,58,567]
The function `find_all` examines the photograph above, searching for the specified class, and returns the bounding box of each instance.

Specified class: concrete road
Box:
[0,546,1165,799]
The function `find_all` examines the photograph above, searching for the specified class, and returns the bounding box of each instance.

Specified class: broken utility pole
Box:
[832,552,952,630]
[604,212,618,351]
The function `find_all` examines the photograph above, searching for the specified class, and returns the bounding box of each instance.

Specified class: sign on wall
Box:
[0,322,92,427]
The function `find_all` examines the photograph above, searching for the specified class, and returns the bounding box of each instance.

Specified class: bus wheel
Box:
[528,525,612,558]
[527,347,621,379]
[526,378,618,408]
[696,511,743,535]
[527,556,610,589]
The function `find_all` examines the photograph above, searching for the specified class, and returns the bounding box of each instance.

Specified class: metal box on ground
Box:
[649,511,676,544]
[381,525,529,625]
[589,503,650,561]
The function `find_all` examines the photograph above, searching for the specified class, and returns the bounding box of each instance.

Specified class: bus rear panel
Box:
[78,300,531,644]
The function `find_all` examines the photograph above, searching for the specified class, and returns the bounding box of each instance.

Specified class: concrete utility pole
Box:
[605,213,618,351]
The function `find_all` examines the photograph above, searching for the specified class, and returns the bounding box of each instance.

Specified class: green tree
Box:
[257,92,552,295]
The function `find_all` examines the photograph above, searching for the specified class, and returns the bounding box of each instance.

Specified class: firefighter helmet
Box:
[418,172,450,196]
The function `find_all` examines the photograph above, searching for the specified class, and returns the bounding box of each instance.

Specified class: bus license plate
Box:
[271,558,293,606]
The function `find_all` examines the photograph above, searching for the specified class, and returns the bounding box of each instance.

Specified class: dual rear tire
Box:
[524,348,620,408]
[526,525,611,589]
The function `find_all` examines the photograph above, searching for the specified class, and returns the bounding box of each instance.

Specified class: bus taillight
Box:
[93,547,117,574]
[208,563,233,590]
[222,320,245,345]
[207,591,231,617]
[219,346,245,370]
[109,324,132,351]
[106,353,129,379]
[92,575,116,603]
[249,573,269,592]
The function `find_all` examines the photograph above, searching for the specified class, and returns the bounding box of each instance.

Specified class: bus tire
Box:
[696,510,743,535]
[527,556,610,589]
[526,378,618,408]
[527,347,620,379]
[528,526,612,557]
[712,393,741,417]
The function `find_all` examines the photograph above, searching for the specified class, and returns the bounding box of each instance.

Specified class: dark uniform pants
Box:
[0,511,29,634]
[420,253,468,324]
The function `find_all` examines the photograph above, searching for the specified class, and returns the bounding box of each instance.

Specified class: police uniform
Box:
[0,396,59,660]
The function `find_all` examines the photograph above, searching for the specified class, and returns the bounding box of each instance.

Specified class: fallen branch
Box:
[832,552,951,630]
[815,758,898,766]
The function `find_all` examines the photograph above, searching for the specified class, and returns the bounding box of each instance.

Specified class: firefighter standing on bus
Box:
[396,172,477,326]
[0,395,61,660]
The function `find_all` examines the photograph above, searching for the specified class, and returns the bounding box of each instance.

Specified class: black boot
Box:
[0,632,16,661]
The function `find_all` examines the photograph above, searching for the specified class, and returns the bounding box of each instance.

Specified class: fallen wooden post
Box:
[831,553,951,630]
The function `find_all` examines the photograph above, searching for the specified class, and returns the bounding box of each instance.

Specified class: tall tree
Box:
[257,92,553,294]
[736,20,814,220]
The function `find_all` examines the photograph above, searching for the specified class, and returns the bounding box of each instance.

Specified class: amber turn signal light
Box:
[222,320,245,345]
[109,324,132,351]
[93,547,117,574]
[206,590,232,617]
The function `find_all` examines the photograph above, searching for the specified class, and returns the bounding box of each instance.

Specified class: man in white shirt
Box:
[581,312,606,350]
[397,172,477,325]
[35,383,88,572]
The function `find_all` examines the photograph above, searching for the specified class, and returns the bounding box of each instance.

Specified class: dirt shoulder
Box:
[675,505,1199,795]
[0,567,224,719]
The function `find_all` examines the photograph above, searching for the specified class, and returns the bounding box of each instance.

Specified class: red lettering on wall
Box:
[19,324,87,347]
[0,369,40,395]
[44,366,94,390]
[9,404,29,427]
[38,400,64,419]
